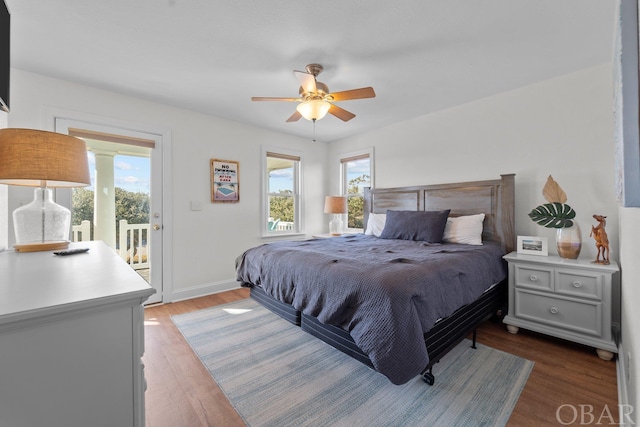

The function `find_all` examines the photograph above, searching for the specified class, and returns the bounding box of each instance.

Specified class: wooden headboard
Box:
[363,174,516,253]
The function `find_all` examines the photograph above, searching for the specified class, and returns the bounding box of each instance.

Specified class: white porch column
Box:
[93,150,116,249]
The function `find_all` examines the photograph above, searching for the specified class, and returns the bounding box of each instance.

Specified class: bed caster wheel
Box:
[422,372,435,385]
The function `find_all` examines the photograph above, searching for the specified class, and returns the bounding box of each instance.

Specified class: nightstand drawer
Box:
[514,265,552,291]
[514,290,601,336]
[555,270,602,300]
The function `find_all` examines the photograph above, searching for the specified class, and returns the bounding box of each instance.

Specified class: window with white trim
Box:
[265,150,301,234]
[340,151,372,231]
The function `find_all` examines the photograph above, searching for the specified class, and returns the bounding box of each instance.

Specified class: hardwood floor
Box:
[143,289,619,426]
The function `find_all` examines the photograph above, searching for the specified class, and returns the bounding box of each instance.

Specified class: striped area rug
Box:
[172,299,533,427]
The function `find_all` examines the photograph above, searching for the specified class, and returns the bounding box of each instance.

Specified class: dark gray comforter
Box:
[235,234,506,385]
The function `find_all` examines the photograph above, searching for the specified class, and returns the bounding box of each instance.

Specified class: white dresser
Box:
[0,241,155,427]
[503,252,619,360]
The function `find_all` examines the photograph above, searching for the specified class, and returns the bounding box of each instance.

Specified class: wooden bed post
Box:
[499,174,516,254]
[363,187,372,232]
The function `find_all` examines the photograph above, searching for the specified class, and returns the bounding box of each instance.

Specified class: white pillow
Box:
[443,213,485,245]
[364,213,386,237]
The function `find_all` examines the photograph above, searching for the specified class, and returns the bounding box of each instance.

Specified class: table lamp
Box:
[0,128,90,252]
[324,195,347,236]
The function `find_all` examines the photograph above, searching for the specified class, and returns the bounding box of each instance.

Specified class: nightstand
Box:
[503,252,619,360]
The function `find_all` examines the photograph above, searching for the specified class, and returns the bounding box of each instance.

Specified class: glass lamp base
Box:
[329,214,344,236]
[14,241,70,253]
[13,188,71,252]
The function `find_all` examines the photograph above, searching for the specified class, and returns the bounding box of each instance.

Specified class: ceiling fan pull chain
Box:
[312,118,317,142]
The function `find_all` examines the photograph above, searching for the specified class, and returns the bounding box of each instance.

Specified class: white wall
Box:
[4,69,328,300]
[329,63,617,263]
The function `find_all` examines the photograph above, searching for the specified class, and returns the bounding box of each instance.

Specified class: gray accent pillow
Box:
[379,209,451,242]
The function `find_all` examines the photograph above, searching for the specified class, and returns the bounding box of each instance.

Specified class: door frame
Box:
[45,108,173,304]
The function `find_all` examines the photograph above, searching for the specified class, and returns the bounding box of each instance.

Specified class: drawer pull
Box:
[549,306,559,314]
[572,281,582,288]
[529,274,538,282]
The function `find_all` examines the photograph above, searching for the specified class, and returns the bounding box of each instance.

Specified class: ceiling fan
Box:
[251,63,376,123]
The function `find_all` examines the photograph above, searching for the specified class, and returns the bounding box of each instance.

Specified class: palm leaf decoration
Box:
[528,202,575,228]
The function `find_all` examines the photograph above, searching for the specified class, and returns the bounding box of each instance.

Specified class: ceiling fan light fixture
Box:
[296,99,331,121]
[251,64,375,123]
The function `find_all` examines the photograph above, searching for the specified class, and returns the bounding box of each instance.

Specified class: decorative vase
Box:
[556,222,582,259]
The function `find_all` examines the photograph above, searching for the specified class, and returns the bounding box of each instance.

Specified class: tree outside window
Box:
[266,151,300,233]
[341,155,371,230]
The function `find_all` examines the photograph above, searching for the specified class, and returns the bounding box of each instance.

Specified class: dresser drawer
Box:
[514,289,602,336]
[514,265,552,291]
[555,270,602,300]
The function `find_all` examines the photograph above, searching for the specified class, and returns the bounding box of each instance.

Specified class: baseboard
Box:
[169,279,241,303]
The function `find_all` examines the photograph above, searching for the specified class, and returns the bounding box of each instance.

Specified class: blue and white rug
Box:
[172,299,533,427]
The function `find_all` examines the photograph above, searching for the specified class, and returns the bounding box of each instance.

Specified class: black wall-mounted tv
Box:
[0,0,9,112]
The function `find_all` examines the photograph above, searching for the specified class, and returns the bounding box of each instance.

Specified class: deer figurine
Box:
[590,214,610,265]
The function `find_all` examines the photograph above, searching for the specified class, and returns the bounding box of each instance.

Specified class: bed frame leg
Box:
[471,329,477,349]
[422,367,435,386]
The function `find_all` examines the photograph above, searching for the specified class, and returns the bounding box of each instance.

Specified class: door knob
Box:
[153,224,161,231]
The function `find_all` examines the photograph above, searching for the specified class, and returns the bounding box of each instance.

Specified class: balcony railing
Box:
[273,221,294,231]
[267,218,295,232]
[72,220,149,270]
[119,220,149,270]
[72,220,91,242]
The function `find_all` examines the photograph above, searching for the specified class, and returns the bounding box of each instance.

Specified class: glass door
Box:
[56,118,164,304]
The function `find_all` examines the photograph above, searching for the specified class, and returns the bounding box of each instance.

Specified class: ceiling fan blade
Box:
[286,111,302,122]
[251,97,300,102]
[328,104,356,122]
[294,70,317,94]
[329,87,376,101]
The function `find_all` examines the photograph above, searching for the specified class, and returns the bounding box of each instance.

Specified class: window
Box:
[340,150,372,230]
[264,150,301,234]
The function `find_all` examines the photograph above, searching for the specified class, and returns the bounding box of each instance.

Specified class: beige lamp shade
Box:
[297,99,331,121]
[324,196,347,214]
[0,128,91,187]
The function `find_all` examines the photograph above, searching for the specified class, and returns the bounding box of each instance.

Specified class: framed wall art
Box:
[517,235,548,256]
[210,158,239,203]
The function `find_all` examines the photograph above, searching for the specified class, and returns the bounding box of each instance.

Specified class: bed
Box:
[236,174,515,385]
